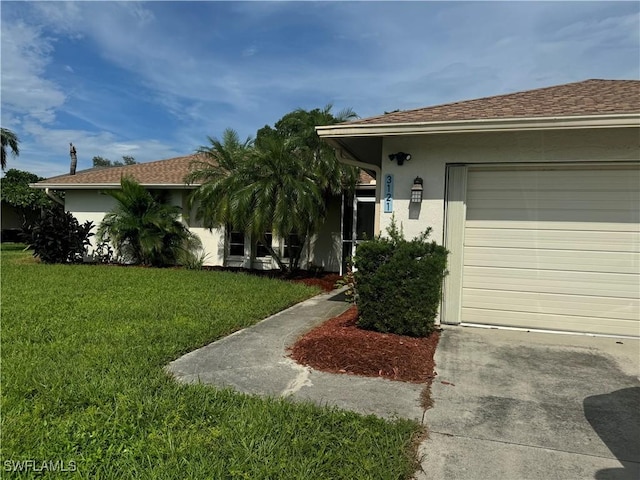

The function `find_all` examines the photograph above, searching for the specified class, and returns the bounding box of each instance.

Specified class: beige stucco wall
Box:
[379,127,640,244]
[65,190,117,242]
[306,194,342,272]
[64,189,341,270]
[65,189,225,265]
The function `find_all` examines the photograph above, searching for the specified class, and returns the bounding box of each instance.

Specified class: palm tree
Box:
[185,128,255,232]
[188,106,359,272]
[1,128,20,170]
[257,105,359,195]
[188,133,324,271]
[98,176,201,267]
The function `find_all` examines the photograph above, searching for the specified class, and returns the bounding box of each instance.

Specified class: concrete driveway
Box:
[416,326,640,480]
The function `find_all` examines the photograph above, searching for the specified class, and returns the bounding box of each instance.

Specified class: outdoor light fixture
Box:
[410,177,423,203]
[388,152,411,166]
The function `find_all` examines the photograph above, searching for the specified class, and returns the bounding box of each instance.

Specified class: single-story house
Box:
[317,79,640,337]
[31,156,376,273]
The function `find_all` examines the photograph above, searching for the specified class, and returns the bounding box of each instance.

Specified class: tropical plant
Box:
[97,176,201,267]
[1,127,20,170]
[256,105,359,194]
[24,205,94,264]
[188,106,359,272]
[1,169,52,210]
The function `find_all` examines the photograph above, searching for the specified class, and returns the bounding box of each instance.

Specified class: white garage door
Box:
[460,164,640,336]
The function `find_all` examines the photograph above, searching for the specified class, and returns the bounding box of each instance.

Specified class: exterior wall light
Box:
[411,177,423,203]
[388,152,411,166]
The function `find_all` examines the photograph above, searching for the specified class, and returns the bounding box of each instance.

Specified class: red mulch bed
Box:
[289,306,439,384]
[290,274,342,292]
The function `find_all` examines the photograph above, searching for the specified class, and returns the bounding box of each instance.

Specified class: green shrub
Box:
[354,220,448,337]
[24,206,94,264]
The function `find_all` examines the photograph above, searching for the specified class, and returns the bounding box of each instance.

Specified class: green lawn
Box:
[1,246,420,479]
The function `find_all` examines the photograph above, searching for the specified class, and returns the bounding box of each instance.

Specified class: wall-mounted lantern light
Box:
[388,152,411,166]
[411,177,423,203]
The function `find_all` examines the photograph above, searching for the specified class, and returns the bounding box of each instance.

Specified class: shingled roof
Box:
[347,79,640,125]
[34,153,376,188]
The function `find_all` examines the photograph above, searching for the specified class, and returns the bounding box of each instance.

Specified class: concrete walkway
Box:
[167,289,428,420]
[167,289,640,480]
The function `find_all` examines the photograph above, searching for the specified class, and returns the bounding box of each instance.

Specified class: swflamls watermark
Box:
[3,459,77,473]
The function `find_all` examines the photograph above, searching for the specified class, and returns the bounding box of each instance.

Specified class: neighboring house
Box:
[31,156,376,273]
[1,202,26,241]
[317,79,640,337]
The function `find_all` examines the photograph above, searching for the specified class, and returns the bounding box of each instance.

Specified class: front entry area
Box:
[444,163,640,337]
[341,191,376,274]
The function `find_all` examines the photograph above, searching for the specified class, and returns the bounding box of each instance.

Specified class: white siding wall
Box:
[379,128,640,244]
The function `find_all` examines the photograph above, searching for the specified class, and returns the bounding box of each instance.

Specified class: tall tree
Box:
[92,156,112,167]
[92,155,137,167]
[188,106,359,272]
[0,169,51,210]
[256,105,359,194]
[1,128,20,171]
[98,176,200,267]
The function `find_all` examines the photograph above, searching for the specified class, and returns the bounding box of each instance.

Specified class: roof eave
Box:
[316,113,640,138]
[30,183,201,190]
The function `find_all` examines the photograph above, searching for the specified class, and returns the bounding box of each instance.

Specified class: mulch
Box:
[289,306,440,384]
[289,273,343,292]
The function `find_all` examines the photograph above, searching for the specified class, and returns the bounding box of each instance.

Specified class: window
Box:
[228,231,245,257]
[283,234,302,259]
[255,232,273,258]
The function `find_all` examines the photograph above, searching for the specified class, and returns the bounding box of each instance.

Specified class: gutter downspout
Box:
[45,188,65,207]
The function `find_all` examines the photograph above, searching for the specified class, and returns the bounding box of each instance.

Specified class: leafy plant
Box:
[179,247,210,270]
[24,206,94,263]
[98,176,202,267]
[1,127,20,170]
[187,106,359,273]
[354,219,448,337]
[88,241,116,264]
[0,169,51,210]
[335,258,357,304]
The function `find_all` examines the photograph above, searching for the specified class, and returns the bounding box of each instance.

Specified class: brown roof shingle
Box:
[35,154,203,187]
[36,153,377,187]
[347,79,640,125]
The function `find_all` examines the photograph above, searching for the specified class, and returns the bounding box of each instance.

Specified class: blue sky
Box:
[1,1,639,178]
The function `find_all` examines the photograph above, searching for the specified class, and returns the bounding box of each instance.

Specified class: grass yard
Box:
[0,245,420,479]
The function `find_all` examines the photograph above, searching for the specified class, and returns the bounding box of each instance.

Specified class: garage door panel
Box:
[458,165,639,336]
[463,288,639,321]
[467,190,637,203]
[466,220,640,232]
[464,228,639,252]
[467,169,640,192]
[460,308,639,337]
[463,266,639,298]
[464,247,639,274]
[467,208,639,224]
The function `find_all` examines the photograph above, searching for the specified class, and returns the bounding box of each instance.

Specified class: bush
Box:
[24,206,94,264]
[354,220,448,337]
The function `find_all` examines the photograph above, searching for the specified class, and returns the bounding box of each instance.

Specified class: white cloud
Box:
[17,121,184,178]
[2,1,638,178]
[0,21,67,124]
